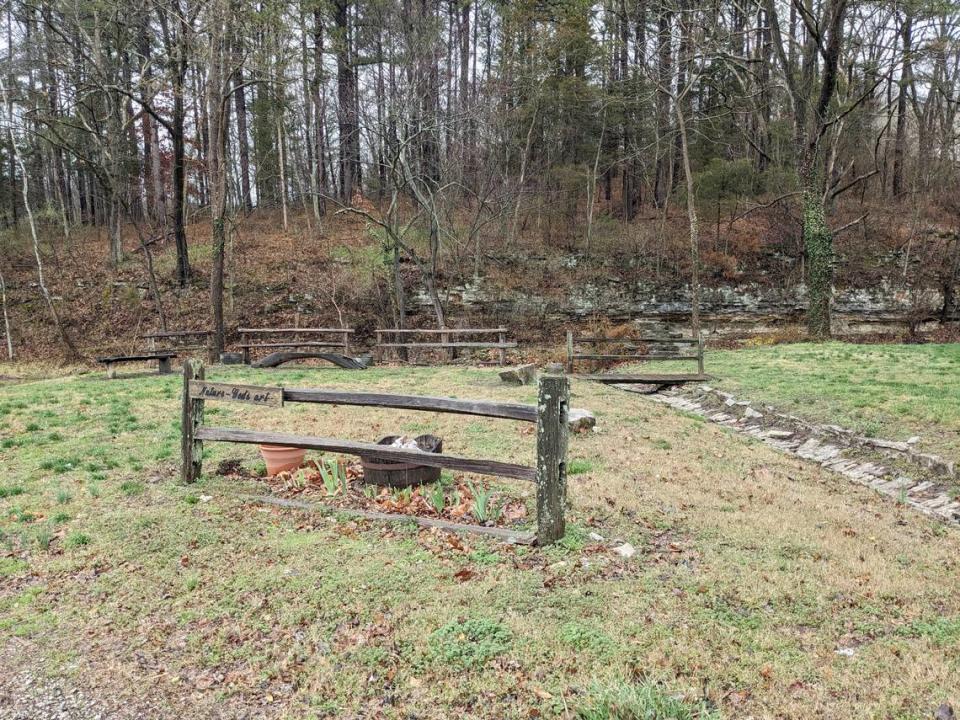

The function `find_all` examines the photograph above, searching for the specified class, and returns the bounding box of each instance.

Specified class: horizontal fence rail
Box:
[180,362,570,544]
[280,388,539,422]
[195,427,536,481]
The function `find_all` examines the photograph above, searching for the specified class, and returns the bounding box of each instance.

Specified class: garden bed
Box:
[218,456,533,532]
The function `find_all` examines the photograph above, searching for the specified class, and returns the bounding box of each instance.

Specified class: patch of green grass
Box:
[468,549,502,566]
[428,617,511,668]
[575,680,721,720]
[38,456,81,474]
[119,481,145,497]
[637,341,960,457]
[568,458,595,475]
[0,485,25,499]
[0,557,27,576]
[64,532,91,548]
[558,622,613,654]
[897,617,960,646]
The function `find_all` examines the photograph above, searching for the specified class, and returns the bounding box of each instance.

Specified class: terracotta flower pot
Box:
[258,444,307,476]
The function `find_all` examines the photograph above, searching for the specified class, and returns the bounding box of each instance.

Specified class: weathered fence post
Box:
[697,332,705,376]
[241,330,251,365]
[442,326,455,362]
[536,374,569,545]
[498,328,506,366]
[181,360,205,483]
[566,330,574,374]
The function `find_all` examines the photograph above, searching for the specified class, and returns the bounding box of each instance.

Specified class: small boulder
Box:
[935,704,955,720]
[568,408,596,433]
[499,363,537,386]
[612,542,636,559]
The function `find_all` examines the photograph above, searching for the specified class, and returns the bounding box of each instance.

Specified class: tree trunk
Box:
[892,9,912,198]
[233,64,253,213]
[800,151,833,339]
[334,1,360,203]
[208,2,228,357]
[653,2,672,208]
[170,9,191,287]
[0,266,12,360]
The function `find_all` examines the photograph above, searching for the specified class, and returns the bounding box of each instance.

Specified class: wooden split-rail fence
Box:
[180,361,569,545]
[374,327,515,366]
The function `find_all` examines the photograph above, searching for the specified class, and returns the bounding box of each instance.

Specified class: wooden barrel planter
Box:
[360,435,443,487]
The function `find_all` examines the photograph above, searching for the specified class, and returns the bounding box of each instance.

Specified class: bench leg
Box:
[158,357,172,375]
[106,363,116,380]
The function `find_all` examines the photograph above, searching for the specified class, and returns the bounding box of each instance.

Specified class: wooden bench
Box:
[181,362,570,545]
[237,327,354,365]
[566,330,706,383]
[141,330,214,362]
[375,327,516,366]
[97,352,176,379]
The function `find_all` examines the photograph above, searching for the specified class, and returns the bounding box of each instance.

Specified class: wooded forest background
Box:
[1,0,959,361]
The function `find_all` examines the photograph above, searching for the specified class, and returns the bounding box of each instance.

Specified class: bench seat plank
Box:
[571,353,699,361]
[377,342,517,349]
[97,352,176,363]
[141,330,212,339]
[239,342,348,349]
[239,327,354,334]
[574,373,709,384]
[376,328,507,335]
[577,336,698,344]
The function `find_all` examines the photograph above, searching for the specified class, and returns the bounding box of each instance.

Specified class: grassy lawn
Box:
[637,341,960,460]
[1,361,959,718]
